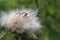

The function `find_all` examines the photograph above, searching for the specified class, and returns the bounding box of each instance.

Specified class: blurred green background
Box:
[0,0,60,40]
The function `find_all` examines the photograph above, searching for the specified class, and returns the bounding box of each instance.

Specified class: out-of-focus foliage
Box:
[0,0,36,11]
[0,0,60,40]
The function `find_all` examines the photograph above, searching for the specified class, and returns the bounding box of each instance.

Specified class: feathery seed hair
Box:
[0,9,41,33]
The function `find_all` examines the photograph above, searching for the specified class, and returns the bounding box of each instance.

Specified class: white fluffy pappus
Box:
[0,9,42,33]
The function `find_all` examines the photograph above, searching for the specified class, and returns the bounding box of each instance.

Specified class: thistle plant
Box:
[0,9,42,40]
